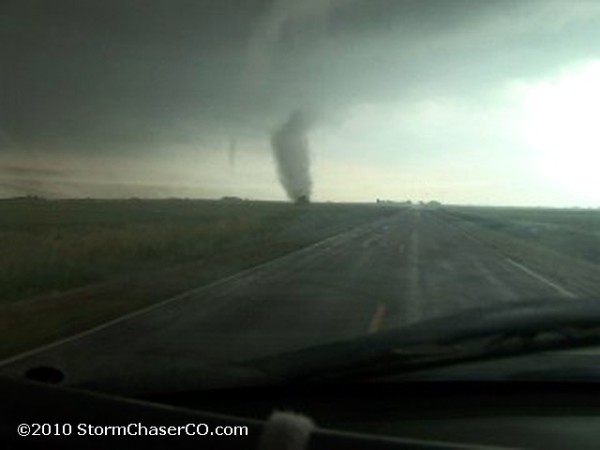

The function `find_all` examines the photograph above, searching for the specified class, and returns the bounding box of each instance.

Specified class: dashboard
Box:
[3,375,600,449]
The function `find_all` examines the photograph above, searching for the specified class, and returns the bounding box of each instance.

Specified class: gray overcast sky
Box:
[2,0,600,205]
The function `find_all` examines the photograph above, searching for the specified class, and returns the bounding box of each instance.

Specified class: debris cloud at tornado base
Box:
[271,110,312,204]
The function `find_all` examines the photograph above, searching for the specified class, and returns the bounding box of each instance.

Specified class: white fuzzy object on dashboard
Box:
[258,410,316,450]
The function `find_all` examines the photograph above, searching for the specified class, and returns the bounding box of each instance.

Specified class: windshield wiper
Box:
[249,298,600,384]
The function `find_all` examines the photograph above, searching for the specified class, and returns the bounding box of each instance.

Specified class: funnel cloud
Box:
[271,110,312,203]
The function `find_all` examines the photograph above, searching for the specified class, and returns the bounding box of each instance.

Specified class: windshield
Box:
[1,0,600,391]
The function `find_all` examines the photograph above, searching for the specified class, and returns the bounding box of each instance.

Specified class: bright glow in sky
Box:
[521,60,600,204]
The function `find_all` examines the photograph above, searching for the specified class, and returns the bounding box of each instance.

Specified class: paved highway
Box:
[0,208,577,389]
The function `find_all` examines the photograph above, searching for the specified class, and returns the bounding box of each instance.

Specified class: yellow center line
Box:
[368,302,386,334]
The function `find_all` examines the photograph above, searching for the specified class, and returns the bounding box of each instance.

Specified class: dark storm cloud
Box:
[1,0,264,153]
[2,0,600,157]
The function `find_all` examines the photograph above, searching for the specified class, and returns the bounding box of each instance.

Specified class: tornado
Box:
[271,110,312,203]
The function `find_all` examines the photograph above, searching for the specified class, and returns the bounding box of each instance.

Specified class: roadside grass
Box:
[442,206,600,297]
[0,198,398,358]
[0,198,284,302]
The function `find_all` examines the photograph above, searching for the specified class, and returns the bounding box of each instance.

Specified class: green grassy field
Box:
[442,206,600,297]
[0,198,399,358]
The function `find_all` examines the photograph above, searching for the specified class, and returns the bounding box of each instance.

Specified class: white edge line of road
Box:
[0,216,398,368]
[439,212,578,300]
[505,258,577,299]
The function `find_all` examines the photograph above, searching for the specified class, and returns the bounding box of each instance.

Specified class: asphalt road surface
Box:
[0,208,578,389]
